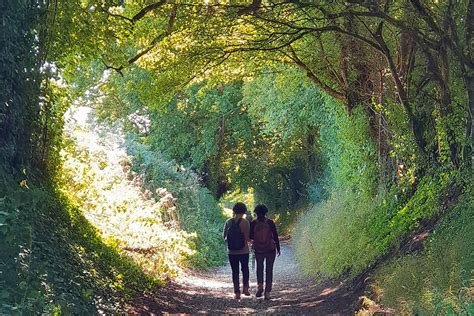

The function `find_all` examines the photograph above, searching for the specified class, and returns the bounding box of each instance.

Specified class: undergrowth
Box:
[291,94,468,283]
[0,173,160,314]
[373,178,473,314]
[61,108,198,278]
[125,136,227,268]
[293,171,456,280]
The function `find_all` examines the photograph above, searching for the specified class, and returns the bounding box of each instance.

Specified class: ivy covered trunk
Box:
[463,0,474,166]
[465,75,474,165]
[0,1,42,171]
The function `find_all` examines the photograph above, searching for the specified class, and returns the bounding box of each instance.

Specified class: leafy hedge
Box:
[125,136,227,268]
[60,109,202,278]
[293,172,455,279]
[292,90,463,280]
[0,172,160,314]
[1,2,158,313]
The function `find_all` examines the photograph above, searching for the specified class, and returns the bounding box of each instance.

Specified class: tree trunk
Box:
[463,0,474,167]
[464,75,474,167]
[374,27,427,153]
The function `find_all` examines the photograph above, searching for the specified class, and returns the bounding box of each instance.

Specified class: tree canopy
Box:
[53,0,472,169]
[1,0,473,314]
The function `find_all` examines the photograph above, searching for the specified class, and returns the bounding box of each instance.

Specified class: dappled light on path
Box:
[128,242,356,315]
[320,285,341,296]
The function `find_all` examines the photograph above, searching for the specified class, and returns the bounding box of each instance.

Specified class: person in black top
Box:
[223,202,251,299]
[249,204,280,300]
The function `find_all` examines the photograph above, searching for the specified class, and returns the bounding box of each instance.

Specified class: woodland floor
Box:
[127,241,360,315]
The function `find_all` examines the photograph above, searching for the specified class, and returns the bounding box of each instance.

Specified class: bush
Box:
[60,108,226,274]
[293,190,379,279]
[60,116,197,278]
[125,136,227,268]
[0,175,160,314]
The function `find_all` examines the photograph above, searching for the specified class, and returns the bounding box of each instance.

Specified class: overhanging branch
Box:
[287,46,345,101]
[105,4,177,74]
[132,0,168,22]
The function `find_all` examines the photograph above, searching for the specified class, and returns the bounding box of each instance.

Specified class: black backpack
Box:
[227,218,245,250]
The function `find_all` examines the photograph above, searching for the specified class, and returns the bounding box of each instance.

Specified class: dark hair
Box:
[254,204,268,218]
[233,202,247,214]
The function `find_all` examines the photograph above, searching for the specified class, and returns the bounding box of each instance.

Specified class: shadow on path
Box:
[128,241,357,315]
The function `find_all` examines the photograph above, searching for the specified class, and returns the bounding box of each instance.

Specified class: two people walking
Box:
[222,202,280,300]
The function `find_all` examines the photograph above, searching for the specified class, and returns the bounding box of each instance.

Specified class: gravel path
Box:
[129,241,357,315]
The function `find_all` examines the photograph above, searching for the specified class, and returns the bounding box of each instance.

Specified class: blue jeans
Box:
[228,254,249,293]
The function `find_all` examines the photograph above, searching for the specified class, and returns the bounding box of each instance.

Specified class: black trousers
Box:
[255,250,276,292]
[228,253,249,293]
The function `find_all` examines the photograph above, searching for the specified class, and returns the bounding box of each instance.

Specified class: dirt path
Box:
[129,241,358,315]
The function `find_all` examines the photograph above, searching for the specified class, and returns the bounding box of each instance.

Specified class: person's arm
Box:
[242,219,250,243]
[270,220,281,255]
[249,220,254,240]
[223,220,229,241]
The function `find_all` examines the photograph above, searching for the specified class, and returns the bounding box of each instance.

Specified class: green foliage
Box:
[316,100,378,194]
[291,89,456,279]
[243,68,321,143]
[102,68,325,213]
[60,108,198,277]
[2,0,472,313]
[242,68,325,209]
[146,81,257,197]
[242,68,378,210]
[294,189,381,279]
[125,136,227,268]
[1,3,160,313]
[374,181,474,314]
[51,0,473,172]
[0,175,160,314]
[0,0,42,170]
[293,171,455,280]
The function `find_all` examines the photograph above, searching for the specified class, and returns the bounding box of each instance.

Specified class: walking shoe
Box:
[234,292,241,300]
[256,285,264,298]
[243,287,250,296]
[264,292,270,300]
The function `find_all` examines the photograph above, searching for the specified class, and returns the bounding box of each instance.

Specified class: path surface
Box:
[129,241,358,315]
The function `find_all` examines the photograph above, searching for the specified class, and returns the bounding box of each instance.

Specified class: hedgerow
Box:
[125,136,227,268]
[0,172,160,314]
[293,172,455,279]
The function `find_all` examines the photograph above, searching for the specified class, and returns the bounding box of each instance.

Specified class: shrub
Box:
[125,135,227,268]
[0,176,160,314]
[60,108,226,274]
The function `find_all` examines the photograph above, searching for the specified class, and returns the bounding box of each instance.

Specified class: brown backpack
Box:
[253,219,276,253]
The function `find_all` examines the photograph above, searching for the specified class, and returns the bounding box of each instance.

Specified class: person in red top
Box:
[250,204,280,300]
